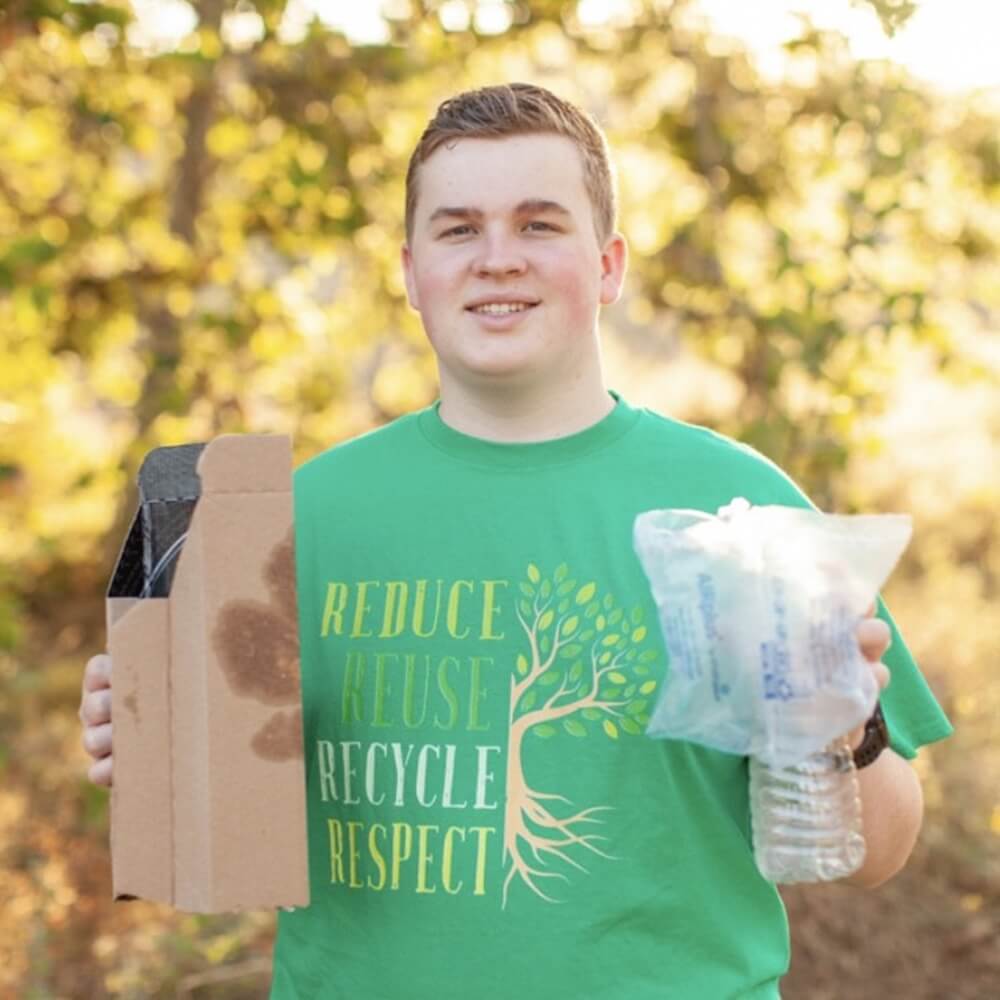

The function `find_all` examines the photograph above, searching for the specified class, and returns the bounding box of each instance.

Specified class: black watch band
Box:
[853,703,890,770]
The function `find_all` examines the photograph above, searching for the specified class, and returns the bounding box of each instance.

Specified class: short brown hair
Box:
[405,83,616,244]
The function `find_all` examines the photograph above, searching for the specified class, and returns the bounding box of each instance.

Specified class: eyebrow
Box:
[427,199,573,224]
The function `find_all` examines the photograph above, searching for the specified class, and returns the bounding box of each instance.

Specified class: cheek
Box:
[545,252,601,326]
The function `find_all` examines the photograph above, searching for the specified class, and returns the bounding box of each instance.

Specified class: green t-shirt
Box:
[271,393,951,999]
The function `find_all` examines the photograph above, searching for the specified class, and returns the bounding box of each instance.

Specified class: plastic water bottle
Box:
[748,737,865,883]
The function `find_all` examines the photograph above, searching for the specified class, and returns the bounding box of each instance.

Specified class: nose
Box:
[472,228,527,278]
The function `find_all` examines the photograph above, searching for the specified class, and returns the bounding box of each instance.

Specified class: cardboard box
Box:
[106,434,309,912]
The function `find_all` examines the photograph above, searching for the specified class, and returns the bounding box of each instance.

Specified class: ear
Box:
[401,243,420,311]
[598,233,628,306]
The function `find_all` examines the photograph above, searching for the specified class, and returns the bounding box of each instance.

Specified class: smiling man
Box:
[81,84,952,999]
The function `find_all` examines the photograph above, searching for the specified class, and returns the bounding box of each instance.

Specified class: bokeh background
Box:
[1,0,997,996]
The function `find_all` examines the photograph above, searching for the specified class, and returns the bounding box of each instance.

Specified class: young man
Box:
[81,84,951,998]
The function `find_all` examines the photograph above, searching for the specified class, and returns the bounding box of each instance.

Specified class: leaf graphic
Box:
[557,579,576,596]
[568,661,584,682]
[555,563,569,582]
[564,719,587,738]
[579,629,595,641]
[602,593,614,611]
[583,708,602,721]
[584,601,599,619]
[602,633,620,646]
[598,652,612,666]
[534,724,557,739]
[539,609,555,631]
[575,582,597,605]
[528,563,541,584]
[608,671,627,684]
[559,643,583,659]
[540,633,551,655]
[516,653,529,676]
[539,669,561,687]
[620,718,642,735]
[609,608,622,625]
[596,614,606,631]
[640,680,657,694]
[603,720,619,740]
[635,665,650,676]
[603,686,622,698]
[519,581,535,598]
[626,699,648,716]
[519,598,532,617]
[522,690,538,711]
[632,625,648,642]
[631,606,644,624]
[636,714,651,725]
[623,684,636,698]
[639,649,658,663]
[541,579,552,599]
[557,598,570,614]
[563,615,579,637]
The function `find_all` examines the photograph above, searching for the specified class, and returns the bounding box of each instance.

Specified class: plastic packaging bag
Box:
[633,498,912,768]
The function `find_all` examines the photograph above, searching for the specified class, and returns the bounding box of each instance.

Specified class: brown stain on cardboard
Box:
[124,692,139,723]
[211,530,302,757]
[251,708,303,762]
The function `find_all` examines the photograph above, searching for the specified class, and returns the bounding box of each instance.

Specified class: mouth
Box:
[465,301,540,316]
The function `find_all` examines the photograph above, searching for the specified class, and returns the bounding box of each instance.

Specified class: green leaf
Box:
[626,699,648,716]
[632,625,647,642]
[541,579,552,599]
[609,608,622,625]
[557,578,576,595]
[555,562,568,582]
[636,714,651,726]
[602,633,620,646]
[560,642,583,658]
[519,598,532,617]
[576,582,597,604]
[598,652,612,666]
[519,581,535,597]
[528,563,541,584]
[620,718,642,735]
[631,607,644,624]
[540,633,551,655]
[583,708,602,721]
[603,593,614,610]
[579,628,595,641]
[522,690,537,711]
[639,680,657,694]
[564,719,587,737]
[516,653,530,676]
[603,719,619,740]
[539,609,555,631]
[557,598,570,614]
[635,665,649,676]
[639,649,658,663]
[533,724,557,739]
[596,614,606,630]
[539,669,561,686]
[623,684,636,698]
[584,601,599,619]
[568,661,584,682]
[563,615,579,637]
[603,686,622,698]
[608,671,627,684]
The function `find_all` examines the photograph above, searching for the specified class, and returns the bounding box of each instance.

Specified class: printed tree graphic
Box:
[503,562,659,908]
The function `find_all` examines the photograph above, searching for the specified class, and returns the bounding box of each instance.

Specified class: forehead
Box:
[413,134,591,223]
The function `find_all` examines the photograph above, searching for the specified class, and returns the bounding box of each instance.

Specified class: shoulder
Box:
[633,406,813,507]
[294,411,422,487]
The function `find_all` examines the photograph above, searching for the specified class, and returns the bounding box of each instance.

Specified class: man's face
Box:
[402,134,626,392]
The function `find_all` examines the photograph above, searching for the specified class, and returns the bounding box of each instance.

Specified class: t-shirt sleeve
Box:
[725,440,954,758]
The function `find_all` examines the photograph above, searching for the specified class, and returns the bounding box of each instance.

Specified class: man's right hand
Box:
[80,653,113,787]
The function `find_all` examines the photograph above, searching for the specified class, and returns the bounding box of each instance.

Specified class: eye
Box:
[440,224,475,238]
[525,220,557,232]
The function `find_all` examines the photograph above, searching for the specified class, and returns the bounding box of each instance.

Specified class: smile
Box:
[467,302,537,315]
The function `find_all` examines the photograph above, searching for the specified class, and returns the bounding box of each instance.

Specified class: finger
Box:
[871,660,891,692]
[87,755,113,788]
[80,688,112,727]
[83,721,113,760]
[857,618,891,663]
[83,654,112,693]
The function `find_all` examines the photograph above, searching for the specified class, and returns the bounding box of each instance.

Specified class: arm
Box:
[840,617,925,888]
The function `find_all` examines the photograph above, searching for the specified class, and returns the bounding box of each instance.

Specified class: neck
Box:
[436,365,614,443]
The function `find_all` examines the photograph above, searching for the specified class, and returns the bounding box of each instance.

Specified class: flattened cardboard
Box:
[107,434,309,912]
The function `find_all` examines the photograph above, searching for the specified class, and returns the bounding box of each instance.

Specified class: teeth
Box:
[472,302,532,315]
